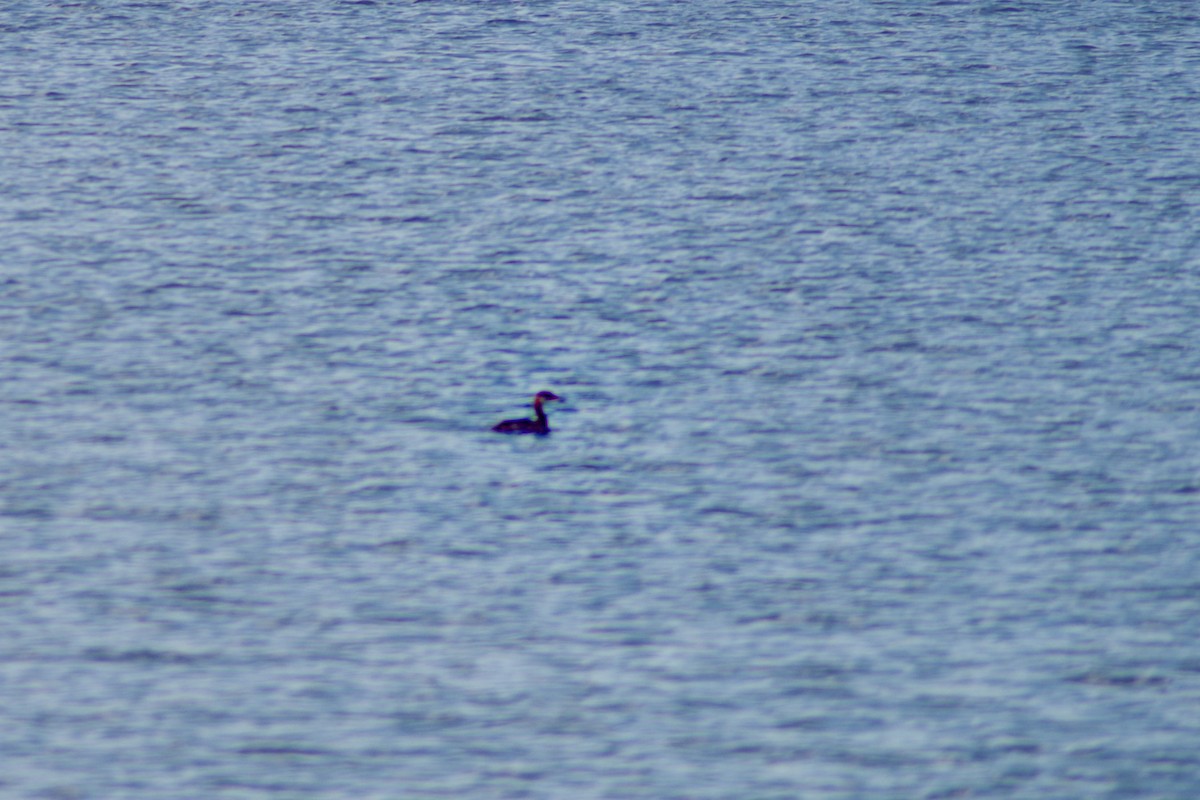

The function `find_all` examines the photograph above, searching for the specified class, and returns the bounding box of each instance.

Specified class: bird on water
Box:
[492,391,563,434]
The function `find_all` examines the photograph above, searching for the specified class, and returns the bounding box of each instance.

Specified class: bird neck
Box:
[533,399,547,423]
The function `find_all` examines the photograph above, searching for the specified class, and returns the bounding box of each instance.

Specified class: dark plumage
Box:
[492,391,563,434]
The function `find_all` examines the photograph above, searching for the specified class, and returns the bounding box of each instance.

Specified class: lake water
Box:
[3,1,1200,797]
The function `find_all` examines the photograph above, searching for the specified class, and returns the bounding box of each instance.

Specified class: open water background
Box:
[3,1,1200,797]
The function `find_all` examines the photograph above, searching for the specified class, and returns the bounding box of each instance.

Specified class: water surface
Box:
[3,1,1200,797]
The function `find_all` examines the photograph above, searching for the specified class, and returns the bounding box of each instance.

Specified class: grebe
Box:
[492,391,563,434]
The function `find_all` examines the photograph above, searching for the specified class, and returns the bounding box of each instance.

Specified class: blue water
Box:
[3,1,1200,797]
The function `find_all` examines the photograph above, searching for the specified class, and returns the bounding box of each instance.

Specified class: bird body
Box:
[492,391,563,434]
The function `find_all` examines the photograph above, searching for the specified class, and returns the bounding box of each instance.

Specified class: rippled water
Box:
[3,1,1200,797]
